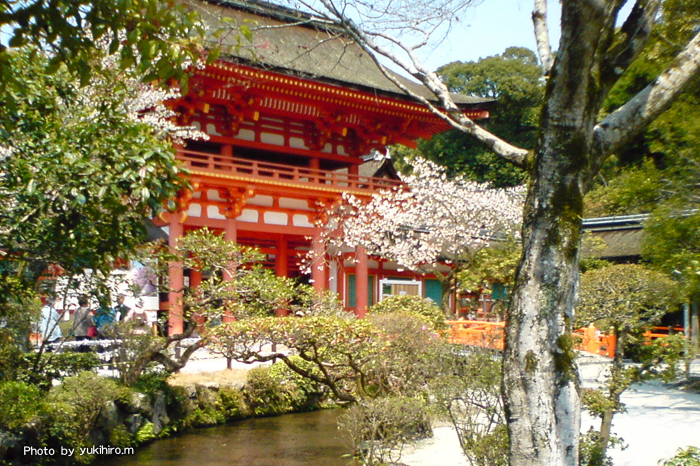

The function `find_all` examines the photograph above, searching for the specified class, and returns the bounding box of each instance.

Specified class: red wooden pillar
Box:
[223,217,237,323]
[275,236,289,316]
[168,214,184,335]
[311,230,326,294]
[189,270,206,327]
[276,236,288,278]
[355,246,368,318]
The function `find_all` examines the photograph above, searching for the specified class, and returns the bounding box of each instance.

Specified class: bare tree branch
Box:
[532,0,554,73]
[601,0,662,85]
[312,0,529,167]
[591,31,700,168]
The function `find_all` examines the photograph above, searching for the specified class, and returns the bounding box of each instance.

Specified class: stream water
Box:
[101,410,354,466]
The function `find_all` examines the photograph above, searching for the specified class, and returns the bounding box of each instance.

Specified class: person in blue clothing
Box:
[37,297,62,343]
[94,296,116,338]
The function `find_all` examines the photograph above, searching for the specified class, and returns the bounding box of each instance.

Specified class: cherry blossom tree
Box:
[285,0,700,464]
[319,157,523,313]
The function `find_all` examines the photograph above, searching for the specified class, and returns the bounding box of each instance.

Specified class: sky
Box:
[418,0,562,70]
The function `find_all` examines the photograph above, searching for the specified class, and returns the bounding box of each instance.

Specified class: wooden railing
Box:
[445,321,685,358]
[445,320,506,350]
[177,149,404,193]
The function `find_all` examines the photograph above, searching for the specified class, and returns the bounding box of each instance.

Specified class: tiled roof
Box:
[202,0,491,108]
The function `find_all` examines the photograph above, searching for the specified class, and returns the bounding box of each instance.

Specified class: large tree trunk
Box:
[503,162,584,466]
[502,4,613,463]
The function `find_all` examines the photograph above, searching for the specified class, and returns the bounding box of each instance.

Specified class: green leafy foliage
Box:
[394,47,542,187]
[643,209,700,300]
[576,264,677,334]
[0,49,188,274]
[337,396,431,466]
[582,2,700,299]
[368,294,446,330]
[244,366,290,416]
[267,357,326,411]
[662,447,700,466]
[0,381,46,431]
[577,264,681,465]
[18,352,101,391]
[135,421,156,444]
[44,372,125,462]
[0,47,191,337]
[0,0,207,99]
[457,238,520,293]
[428,348,506,466]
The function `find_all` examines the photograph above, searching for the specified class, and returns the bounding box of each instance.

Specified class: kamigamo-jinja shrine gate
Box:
[156,0,491,335]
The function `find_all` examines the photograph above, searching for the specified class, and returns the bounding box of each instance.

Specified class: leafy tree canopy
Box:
[585,0,700,217]
[0,0,207,97]
[393,47,543,187]
[0,47,192,316]
[576,264,677,333]
[582,0,700,303]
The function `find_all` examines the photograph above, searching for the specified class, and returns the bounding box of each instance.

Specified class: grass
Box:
[168,369,250,387]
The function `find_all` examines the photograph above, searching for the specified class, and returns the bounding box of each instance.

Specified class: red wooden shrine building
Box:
[159,0,491,334]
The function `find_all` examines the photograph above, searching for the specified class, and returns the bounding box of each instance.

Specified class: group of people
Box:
[37,293,150,344]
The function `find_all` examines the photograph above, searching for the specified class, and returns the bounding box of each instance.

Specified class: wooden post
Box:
[168,214,184,335]
[311,230,326,294]
[275,236,289,316]
[223,217,237,324]
[355,246,368,318]
[692,300,700,356]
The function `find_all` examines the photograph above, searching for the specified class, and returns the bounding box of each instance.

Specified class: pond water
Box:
[101,410,355,466]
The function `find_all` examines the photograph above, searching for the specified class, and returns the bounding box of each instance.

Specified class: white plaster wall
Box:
[264,211,288,225]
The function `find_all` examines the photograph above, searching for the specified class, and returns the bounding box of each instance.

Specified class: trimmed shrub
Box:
[0,381,45,431]
[217,386,250,421]
[44,371,125,463]
[338,396,431,465]
[369,295,446,330]
[268,357,325,411]
[19,352,101,390]
[244,366,289,416]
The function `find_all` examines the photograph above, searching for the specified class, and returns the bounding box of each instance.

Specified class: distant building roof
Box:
[202,0,491,108]
[582,214,647,261]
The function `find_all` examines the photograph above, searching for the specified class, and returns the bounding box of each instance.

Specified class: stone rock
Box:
[184,385,197,399]
[151,391,170,435]
[125,414,143,435]
[97,400,121,432]
[0,431,21,458]
[127,392,152,416]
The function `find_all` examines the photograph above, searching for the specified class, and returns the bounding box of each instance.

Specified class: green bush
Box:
[109,424,135,449]
[217,386,250,420]
[187,386,225,427]
[131,370,171,395]
[337,396,431,465]
[19,352,101,390]
[44,371,125,461]
[662,447,700,466]
[268,357,325,411]
[244,366,289,416]
[369,295,446,330]
[135,421,156,444]
[0,380,45,431]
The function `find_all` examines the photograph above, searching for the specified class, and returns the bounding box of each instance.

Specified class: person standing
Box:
[38,298,62,343]
[94,299,116,338]
[72,295,94,341]
[113,294,130,322]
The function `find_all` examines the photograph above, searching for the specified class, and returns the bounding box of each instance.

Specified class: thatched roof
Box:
[582,215,647,261]
[202,0,491,108]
